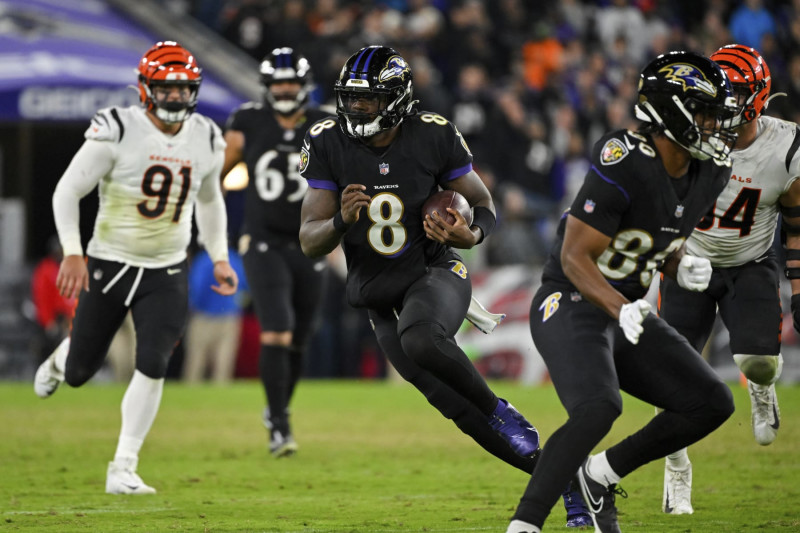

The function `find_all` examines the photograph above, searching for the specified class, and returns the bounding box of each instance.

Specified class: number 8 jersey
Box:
[300,111,473,309]
[53,105,228,268]
[543,128,731,301]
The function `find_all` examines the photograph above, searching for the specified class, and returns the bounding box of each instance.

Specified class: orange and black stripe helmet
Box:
[137,41,202,121]
[711,44,771,126]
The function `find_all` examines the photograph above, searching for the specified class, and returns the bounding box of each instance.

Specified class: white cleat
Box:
[106,460,156,495]
[33,343,67,398]
[749,382,780,445]
[663,462,693,515]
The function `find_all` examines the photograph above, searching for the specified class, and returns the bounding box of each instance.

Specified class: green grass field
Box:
[1,379,798,532]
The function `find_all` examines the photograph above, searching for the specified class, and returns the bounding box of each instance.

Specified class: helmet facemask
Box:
[635,51,739,164]
[137,41,202,124]
[334,46,417,139]
[335,81,414,138]
[141,79,200,124]
[260,48,313,115]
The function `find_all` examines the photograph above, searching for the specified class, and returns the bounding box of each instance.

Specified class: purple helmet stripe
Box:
[360,47,379,79]
[349,47,370,79]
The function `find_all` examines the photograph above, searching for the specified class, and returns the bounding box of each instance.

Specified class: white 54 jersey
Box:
[54,106,226,268]
[687,115,800,267]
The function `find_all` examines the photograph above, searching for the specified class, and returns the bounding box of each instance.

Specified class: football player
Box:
[506,51,739,533]
[297,45,590,527]
[658,45,800,515]
[34,41,238,494]
[221,47,331,457]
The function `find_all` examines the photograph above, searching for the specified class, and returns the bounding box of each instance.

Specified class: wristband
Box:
[471,206,496,244]
[332,211,351,233]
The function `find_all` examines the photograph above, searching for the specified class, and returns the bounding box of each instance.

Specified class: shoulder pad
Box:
[199,116,226,153]
[599,136,631,166]
[85,107,125,142]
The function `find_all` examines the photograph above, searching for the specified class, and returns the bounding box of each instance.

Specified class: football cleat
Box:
[264,408,298,457]
[270,428,298,458]
[106,459,156,495]
[563,481,593,528]
[506,519,541,533]
[577,457,625,533]
[749,382,780,445]
[488,399,540,458]
[663,461,693,515]
[34,339,68,398]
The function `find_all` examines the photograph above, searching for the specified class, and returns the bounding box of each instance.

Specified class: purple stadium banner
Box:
[0,0,246,123]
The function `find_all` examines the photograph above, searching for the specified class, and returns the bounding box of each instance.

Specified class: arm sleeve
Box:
[52,140,115,256]
[195,155,229,264]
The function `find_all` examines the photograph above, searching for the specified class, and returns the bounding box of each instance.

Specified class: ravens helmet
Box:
[260,47,313,115]
[334,46,417,138]
[635,51,738,163]
[711,44,771,127]
[137,41,202,124]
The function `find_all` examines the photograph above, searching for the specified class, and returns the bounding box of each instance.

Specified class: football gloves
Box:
[677,255,713,292]
[619,299,651,345]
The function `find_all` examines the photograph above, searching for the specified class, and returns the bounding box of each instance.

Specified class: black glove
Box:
[792,294,800,334]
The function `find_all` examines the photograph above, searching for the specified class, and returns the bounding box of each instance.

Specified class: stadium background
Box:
[1,0,799,384]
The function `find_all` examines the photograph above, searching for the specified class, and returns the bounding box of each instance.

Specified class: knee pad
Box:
[569,398,621,438]
[733,353,783,385]
[399,323,444,365]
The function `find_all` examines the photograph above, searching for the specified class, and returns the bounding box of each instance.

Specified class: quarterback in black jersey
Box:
[222,48,331,457]
[298,44,580,517]
[507,52,740,533]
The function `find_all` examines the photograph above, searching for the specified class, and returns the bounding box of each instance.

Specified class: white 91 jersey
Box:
[84,106,225,267]
[687,115,800,267]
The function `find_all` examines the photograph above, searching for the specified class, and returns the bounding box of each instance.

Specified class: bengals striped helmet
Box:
[711,44,771,127]
[138,41,202,123]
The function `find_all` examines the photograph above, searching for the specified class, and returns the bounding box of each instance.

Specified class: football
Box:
[422,190,472,225]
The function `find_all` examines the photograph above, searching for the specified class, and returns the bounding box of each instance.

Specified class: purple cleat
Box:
[563,482,593,528]
[488,398,540,457]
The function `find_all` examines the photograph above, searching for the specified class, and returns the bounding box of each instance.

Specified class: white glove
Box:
[465,296,506,334]
[619,299,651,345]
[677,255,712,292]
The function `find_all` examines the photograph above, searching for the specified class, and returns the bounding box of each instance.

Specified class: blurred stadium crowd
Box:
[7,0,800,383]
[167,0,800,266]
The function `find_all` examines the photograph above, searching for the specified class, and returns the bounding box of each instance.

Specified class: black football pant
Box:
[66,257,188,386]
[369,264,537,473]
[512,283,734,527]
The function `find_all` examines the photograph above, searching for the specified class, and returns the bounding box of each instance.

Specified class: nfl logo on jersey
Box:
[583,199,595,213]
[379,163,390,175]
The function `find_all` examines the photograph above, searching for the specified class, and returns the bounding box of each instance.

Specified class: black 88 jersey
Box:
[300,111,473,309]
[227,104,332,243]
[543,129,732,301]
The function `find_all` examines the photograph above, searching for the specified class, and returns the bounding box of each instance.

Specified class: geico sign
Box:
[19,87,139,120]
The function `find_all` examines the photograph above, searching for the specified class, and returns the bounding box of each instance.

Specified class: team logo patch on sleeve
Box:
[298,148,309,173]
[601,138,628,165]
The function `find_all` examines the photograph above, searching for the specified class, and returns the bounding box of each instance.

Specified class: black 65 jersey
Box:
[543,129,732,301]
[300,112,473,309]
[227,104,332,243]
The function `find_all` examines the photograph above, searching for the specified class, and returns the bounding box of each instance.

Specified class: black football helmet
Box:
[635,51,738,163]
[334,46,417,138]
[260,47,313,115]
